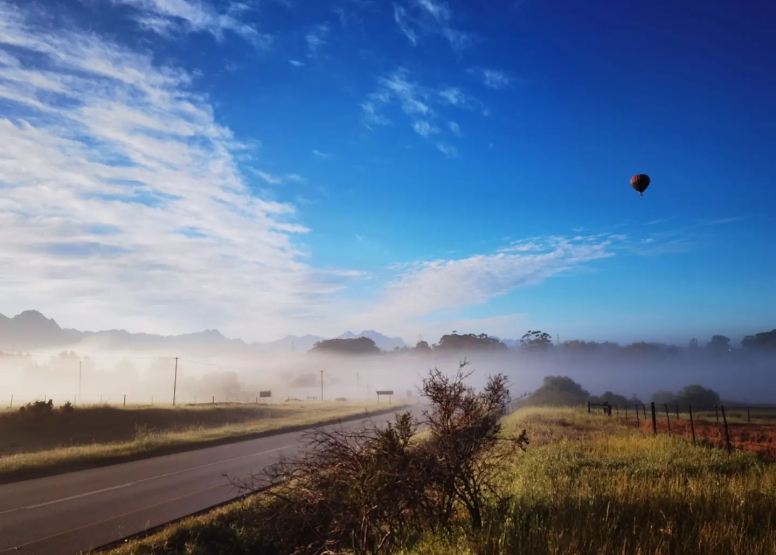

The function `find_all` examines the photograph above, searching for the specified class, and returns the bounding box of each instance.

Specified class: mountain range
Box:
[0,310,408,353]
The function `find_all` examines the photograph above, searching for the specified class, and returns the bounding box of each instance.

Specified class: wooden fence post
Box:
[624,405,627,421]
[688,404,696,444]
[617,405,620,418]
[721,405,732,454]
[714,404,719,423]
[212,396,215,404]
[747,407,751,424]
[588,401,591,414]
[664,403,671,435]
[123,394,126,407]
[675,404,679,419]
[643,404,647,419]
[635,404,640,427]
[651,402,657,435]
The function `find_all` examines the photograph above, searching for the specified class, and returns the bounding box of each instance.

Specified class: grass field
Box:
[98,406,776,555]
[0,402,394,481]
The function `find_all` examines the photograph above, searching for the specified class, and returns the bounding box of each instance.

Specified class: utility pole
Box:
[173,357,179,406]
[78,360,82,405]
[320,370,323,401]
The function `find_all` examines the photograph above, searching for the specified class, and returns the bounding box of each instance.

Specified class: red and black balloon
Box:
[630,174,650,196]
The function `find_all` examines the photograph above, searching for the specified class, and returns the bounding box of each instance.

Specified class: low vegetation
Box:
[0,401,394,481]
[101,397,776,555]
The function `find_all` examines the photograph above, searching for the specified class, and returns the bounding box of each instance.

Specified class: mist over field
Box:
[2,340,775,408]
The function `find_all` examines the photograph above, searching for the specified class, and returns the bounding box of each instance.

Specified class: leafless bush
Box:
[232,361,528,555]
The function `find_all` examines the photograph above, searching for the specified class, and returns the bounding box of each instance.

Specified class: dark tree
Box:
[707,335,731,353]
[434,333,507,351]
[675,384,720,409]
[742,329,776,351]
[688,338,699,350]
[520,330,553,351]
[559,340,601,354]
[414,340,431,352]
[524,376,589,406]
[650,390,676,404]
[309,337,381,355]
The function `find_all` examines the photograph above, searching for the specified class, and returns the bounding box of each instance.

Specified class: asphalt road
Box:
[0,407,413,555]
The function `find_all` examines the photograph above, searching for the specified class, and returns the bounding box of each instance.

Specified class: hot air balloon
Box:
[630,174,650,196]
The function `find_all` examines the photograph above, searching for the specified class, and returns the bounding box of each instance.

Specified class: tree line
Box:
[521,376,722,410]
[308,328,776,356]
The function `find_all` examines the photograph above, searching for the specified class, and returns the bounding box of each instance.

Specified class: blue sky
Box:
[0,0,774,345]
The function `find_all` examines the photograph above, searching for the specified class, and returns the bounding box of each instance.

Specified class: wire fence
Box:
[588,400,776,458]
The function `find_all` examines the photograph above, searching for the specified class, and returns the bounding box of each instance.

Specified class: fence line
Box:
[588,399,776,456]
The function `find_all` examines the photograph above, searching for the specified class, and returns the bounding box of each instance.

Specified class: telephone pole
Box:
[173,357,179,406]
[320,370,323,402]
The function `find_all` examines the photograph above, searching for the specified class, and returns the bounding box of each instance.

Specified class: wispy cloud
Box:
[0,1,354,339]
[392,0,474,52]
[361,67,482,155]
[288,59,305,67]
[413,120,438,137]
[436,144,458,158]
[366,235,615,323]
[438,86,467,107]
[108,0,274,49]
[249,169,307,186]
[312,149,332,159]
[393,4,417,45]
[253,170,284,185]
[480,68,511,89]
[306,24,330,58]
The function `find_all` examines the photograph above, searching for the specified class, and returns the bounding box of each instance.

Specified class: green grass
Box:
[96,407,776,555]
[0,402,399,481]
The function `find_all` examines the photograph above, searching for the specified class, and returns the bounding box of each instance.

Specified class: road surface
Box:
[0,408,412,555]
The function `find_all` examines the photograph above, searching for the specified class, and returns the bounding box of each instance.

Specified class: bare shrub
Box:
[232,361,528,555]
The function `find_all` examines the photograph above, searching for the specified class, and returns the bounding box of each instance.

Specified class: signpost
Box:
[259,391,272,398]
[376,390,394,405]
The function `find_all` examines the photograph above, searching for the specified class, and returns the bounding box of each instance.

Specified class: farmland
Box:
[99,405,776,555]
[0,401,391,481]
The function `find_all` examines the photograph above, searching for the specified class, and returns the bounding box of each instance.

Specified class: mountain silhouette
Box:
[0,310,408,353]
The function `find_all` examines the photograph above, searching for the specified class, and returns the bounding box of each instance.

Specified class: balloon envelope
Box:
[630,174,650,195]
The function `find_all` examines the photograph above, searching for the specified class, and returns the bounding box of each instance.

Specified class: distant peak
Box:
[14,309,47,319]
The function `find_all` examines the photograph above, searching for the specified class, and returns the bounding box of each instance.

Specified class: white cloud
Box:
[108,0,274,49]
[289,59,305,67]
[392,0,473,52]
[393,4,417,45]
[481,69,511,89]
[366,235,616,324]
[412,120,438,137]
[416,0,451,23]
[436,144,458,158]
[312,149,331,159]
[0,2,355,340]
[362,68,481,155]
[252,170,283,185]
[438,86,467,106]
[285,173,308,184]
[306,24,330,58]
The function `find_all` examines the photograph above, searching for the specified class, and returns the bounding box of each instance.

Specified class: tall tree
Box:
[520,330,553,351]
